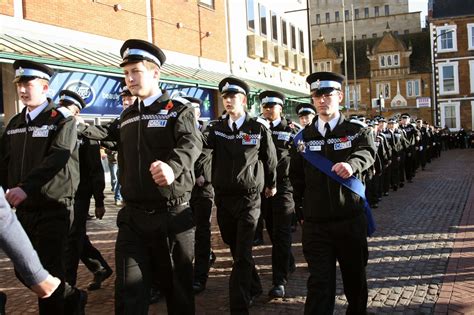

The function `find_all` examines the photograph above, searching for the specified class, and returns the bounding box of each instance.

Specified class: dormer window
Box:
[379,53,400,68]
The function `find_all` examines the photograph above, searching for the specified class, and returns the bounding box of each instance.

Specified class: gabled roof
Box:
[432,0,474,19]
[326,31,431,79]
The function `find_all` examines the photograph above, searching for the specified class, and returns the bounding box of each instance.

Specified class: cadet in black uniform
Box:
[295,103,316,127]
[59,90,113,292]
[203,77,277,314]
[258,90,298,298]
[183,96,216,294]
[290,72,375,314]
[0,60,84,314]
[78,40,202,314]
[399,113,417,183]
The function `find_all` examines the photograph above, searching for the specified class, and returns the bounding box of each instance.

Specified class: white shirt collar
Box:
[228,113,246,130]
[269,117,281,128]
[316,112,340,137]
[141,90,163,107]
[26,100,49,122]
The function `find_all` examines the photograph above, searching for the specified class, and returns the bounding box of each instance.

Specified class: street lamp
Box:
[431,25,455,126]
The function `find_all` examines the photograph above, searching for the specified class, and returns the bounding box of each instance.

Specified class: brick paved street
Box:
[0,149,473,314]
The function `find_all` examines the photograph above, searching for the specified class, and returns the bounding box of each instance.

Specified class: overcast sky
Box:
[409,0,428,27]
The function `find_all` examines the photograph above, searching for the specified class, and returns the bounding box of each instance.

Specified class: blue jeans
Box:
[108,162,122,201]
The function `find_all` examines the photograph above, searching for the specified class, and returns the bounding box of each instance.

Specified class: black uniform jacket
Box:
[76,137,105,207]
[271,117,299,186]
[0,99,79,209]
[192,120,214,198]
[290,114,376,222]
[203,113,277,195]
[78,91,202,208]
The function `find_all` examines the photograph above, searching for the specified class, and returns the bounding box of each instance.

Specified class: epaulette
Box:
[256,117,270,129]
[349,119,367,128]
[55,106,73,118]
[170,96,191,106]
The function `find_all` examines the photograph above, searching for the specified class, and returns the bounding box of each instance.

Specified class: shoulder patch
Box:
[56,106,73,118]
[256,117,270,129]
[349,119,367,128]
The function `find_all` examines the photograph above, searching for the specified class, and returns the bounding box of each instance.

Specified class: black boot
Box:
[0,292,6,315]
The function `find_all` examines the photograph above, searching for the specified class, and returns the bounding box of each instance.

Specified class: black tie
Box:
[232,122,238,133]
[269,121,274,129]
[324,122,331,138]
[26,113,32,125]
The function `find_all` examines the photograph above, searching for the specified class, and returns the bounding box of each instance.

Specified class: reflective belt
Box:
[294,131,376,236]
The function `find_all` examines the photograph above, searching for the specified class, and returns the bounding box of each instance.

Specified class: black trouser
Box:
[390,156,400,188]
[303,214,368,315]
[215,192,262,315]
[190,192,214,284]
[365,175,377,205]
[383,164,391,194]
[16,205,70,315]
[418,147,427,169]
[261,184,295,286]
[114,204,195,315]
[404,150,414,181]
[65,197,110,285]
[374,173,383,200]
[398,152,406,183]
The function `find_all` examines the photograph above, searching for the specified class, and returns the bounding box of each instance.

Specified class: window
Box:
[469,60,474,92]
[372,33,377,38]
[199,0,214,9]
[246,0,255,30]
[325,12,330,23]
[354,8,359,19]
[377,82,391,99]
[332,38,337,43]
[437,26,457,52]
[281,19,288,46]
[364,7,369,18]
[406,80,421,97]
[404,30,409,34]
[439,62,459,94]
[467,23,474,49]
[299,29,304,53]
[375,6,379,17]
[335,11,340,22]
[384,5,389,16]
[348,84,361,103]
[271,11,278,41]
[290,24,296,50]
[314,61,332,72]
[379,53,400,68]
[345,10,349,21]
[362,34,367,39]
[394,31,399,36]
[316,14,320,25]
[259,4,267,36]
[440,102,460,130]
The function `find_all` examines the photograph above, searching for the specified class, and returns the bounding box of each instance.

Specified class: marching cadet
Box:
[295,103,316,127]
[373,120,391,203]
[416,118,429,170]
[78,39,202,314]
[59,90,113,292]
[0,60,85,314]
[290,71,375,314]
[202,77,277,314]
[258,90,298,298]
[399,114,417,183]
[365,120,383,208]
[378,117,393,196]
[183,96,216,294]
[384,119,402,191]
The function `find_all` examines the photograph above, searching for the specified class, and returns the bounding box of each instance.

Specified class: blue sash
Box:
[294,131,376,236]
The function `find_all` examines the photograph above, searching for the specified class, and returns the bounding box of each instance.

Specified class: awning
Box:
[0,33,307,99]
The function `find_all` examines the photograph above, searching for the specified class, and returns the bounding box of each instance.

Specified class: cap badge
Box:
[123,48,130,58]
[18,67,24,75]
[223,82,230,91]
[314,79,320,89]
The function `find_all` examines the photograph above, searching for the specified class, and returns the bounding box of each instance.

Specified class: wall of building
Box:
[227,0,310,94]
[312,0,408,17]
[312,12,421,42]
